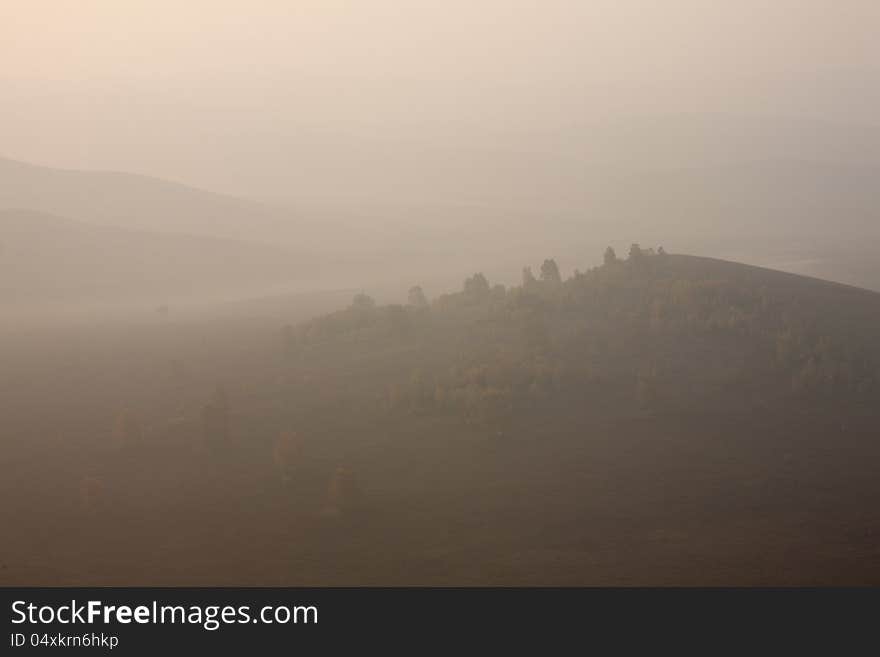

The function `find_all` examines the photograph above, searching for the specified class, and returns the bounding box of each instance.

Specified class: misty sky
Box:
[2,1,878,202]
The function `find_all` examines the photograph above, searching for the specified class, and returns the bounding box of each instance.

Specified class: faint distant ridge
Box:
[0,208,308,305]
[0,155,304,244]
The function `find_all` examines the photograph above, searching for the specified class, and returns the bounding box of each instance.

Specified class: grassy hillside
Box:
[1,248,879,585]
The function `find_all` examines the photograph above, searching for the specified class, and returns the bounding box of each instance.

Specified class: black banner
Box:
[1,588,874,652]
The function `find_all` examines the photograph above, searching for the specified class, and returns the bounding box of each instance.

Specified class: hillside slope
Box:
[2,249,879,585]
[285,249,880,418]
[0,209,308,305]
[0,156,303,243]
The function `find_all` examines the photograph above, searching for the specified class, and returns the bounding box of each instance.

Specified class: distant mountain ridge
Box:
[0,209,309,305]
[0,156,303,244]
[3,146,879,297]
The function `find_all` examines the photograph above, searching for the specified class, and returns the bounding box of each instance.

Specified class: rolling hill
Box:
[0,209,311,306]
[0,156,304,244]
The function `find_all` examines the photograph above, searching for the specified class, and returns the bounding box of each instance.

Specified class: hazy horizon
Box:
[2,1,878,198]
[2,1,880,302]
